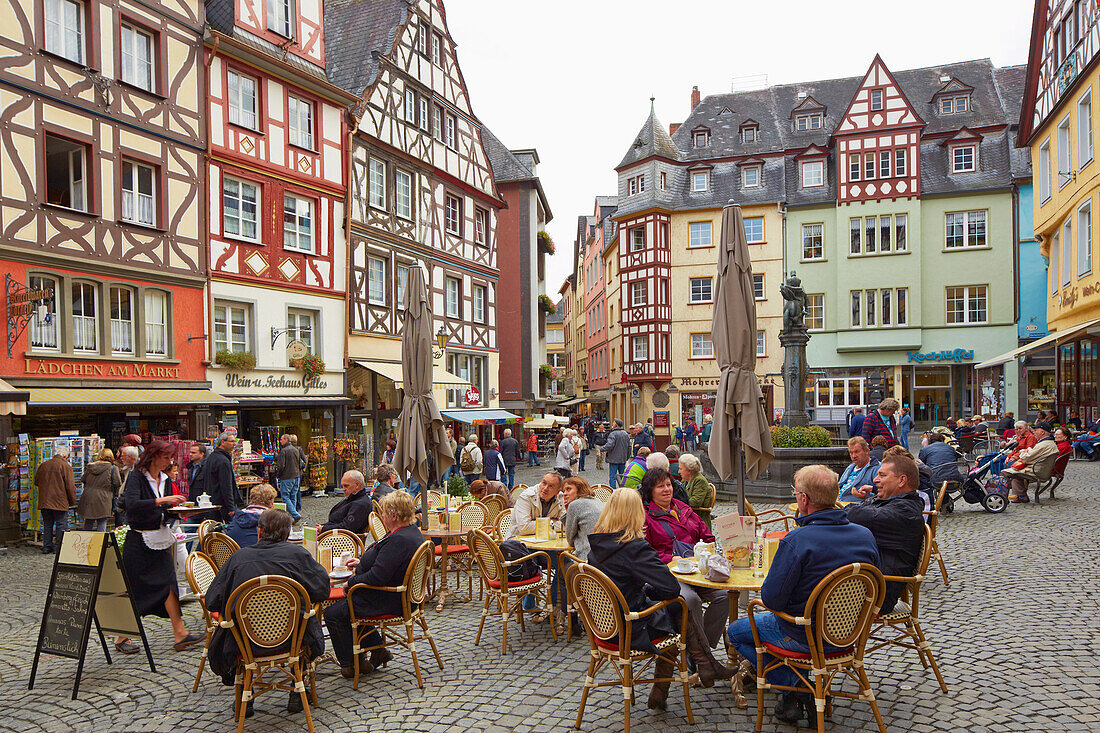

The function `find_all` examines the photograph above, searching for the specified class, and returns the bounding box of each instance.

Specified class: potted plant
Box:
[538,294,557,314]
[445,474,469,501]
[537,230,555,255]
[214,350,255,370]
[300,353,326,381]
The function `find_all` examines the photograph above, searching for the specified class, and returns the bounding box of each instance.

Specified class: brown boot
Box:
[369,647,393,669]
[647,657,675,711]
[687,625,734,688]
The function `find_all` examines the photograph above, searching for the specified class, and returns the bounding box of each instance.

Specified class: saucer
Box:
[671,564,698,575]
[329,569,352,579]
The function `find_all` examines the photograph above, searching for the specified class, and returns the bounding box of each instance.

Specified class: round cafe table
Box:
[423,527,469,611]
[519,534,574,626]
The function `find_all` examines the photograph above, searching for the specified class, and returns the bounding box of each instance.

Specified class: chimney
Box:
[669,123,681,135]
[690,85,701,109]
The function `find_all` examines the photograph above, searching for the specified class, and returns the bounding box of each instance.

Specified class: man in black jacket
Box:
[204,432,239,523]
[205,509,329,716]
[275,434,303,523]
[185,443,207,502]
[319,470,372,534]
[324,491,426,677]
[498,428,520,489]
[845,455,925,613]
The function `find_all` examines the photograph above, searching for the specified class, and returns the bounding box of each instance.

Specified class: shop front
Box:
[1057,335,1100,424]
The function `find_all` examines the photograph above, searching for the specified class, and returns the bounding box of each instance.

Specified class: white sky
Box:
[447,0,1034,295]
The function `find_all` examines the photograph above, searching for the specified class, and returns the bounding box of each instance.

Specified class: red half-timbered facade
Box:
[617,211,673,382]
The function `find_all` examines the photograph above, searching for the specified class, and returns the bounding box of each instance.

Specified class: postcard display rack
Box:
[7,435,104,537]
[307,437,328,495]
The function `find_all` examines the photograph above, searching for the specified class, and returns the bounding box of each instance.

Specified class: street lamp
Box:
[433,325,447,359]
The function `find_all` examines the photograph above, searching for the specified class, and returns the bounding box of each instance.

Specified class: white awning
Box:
[559,397,586,407]
[352,360,469,388]
[973,318,1100,369]
[0,378,28,416]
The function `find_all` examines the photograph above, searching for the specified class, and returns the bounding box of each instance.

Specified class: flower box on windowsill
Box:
[537,230,556,255]
[214,350,256,370]
[538,294,557,314]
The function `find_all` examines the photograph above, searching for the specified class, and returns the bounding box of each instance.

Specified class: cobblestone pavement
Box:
[2,461,1099,732]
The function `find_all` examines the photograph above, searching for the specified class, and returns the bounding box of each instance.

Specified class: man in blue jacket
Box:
[598,419,631,488]
[837,437,881,502]
[728,464,879,725]
[847,407,865,439]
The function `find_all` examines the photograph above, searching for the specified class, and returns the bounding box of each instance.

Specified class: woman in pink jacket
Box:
[640,467,732,687]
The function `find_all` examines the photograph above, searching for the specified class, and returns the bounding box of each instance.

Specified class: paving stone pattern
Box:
[2,462,1098,732]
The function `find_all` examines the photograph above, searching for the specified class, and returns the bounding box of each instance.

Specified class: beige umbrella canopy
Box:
[392,267,454,520]
[710,202,774,498]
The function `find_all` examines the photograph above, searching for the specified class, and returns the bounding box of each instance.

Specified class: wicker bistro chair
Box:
[368,512,386,543]
[481,493,509,524]
[925,482,950,586]
[468,529,556,653]
[592,485,614,503]
[185,551,220,692]
[438,501,488,598]
[197,519,219,545]
[318,529,364,561]
[867,524,948,694]
[493,508,513,542]
[510,484,528,503]
[558,550,584,641]
[744,499,794,532]
[347,540,443,689]
[203,532,241,571]
[746,563,888,733]
[568,562,692,733]
[427,490,445,509]
[221,575,318,733]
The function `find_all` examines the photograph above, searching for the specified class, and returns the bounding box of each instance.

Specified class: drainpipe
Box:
[204,34,221,368]
[344,107,360,374]
[1011,181,1021,417]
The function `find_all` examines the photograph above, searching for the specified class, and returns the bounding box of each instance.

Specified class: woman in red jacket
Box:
[640,467,732,686]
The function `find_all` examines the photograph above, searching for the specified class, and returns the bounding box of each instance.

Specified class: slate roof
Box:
[206,0,331,82]
[546,303,564,325]
[617,105,680,169]
[482,127,534,182]
[324,0,409,98]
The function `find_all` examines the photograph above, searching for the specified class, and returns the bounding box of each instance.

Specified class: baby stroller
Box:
[945,440,1018,514]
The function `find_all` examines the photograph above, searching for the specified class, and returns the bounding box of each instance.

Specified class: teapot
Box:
[197,491,213,507]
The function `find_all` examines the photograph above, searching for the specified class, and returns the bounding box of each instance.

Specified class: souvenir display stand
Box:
[307,437,329,496]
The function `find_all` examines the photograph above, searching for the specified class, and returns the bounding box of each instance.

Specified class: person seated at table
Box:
[206,508,330,717]
[1005,421,1059,503]
[324,491,425,679]
[1071,416,1100,459]
[587,488,683,711]
[844,455,924,613]
[644,450,689,504]
[562,477,602,562]
[640,467,731,687]
[838,437,881,503]
[679,454,713,531]
[505,471,564,540]
[318,470,372,535]
[622,447,650,489]
[469,478,513,508]
[727,465,879,726]
[225,483,277,548]
[917,432,964,486]
[372,464,398,503]
[954,418,975,438]
[868,434,889,463]
[883,445,935,514]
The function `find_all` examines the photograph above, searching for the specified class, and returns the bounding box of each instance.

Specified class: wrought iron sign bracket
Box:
[6,274,54,358]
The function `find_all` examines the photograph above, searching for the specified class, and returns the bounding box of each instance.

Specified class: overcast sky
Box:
[447,0,1034,295]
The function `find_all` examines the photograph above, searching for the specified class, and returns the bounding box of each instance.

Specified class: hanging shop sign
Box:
[906,349,975,364]
[464,386,482,407]
[6,274,55,357]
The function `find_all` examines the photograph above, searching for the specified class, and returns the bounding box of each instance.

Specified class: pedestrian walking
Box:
[598,419,631,488]
[484,440,506,482]
[526,430,541,466]
[275,434,302,523]
[77,448,121,532]
[459,434,483,485]
[499,428,520,488]
[898,407,913,449]
[555,430,575,478]
[35,445,77,553]
[289,434,306,507]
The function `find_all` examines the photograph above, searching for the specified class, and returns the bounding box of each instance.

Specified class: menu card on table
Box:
[713,513,756,568]
[535,517,550,540]
[303,526,318,558]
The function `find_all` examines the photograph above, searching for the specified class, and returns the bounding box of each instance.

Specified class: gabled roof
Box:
[206,0,333,85]
[481,126,533,181]
[618,102,680,169]
[932,77,975,98]
[940,127,984,146]
[834,54,925,136]
[791,95,826,116]
[795,144,829,159]
[324,0,409,98]
[1017,0,1051,145]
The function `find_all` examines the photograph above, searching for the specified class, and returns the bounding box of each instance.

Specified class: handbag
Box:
[1011,460,1027,470]
[705,554,731,582]
[654,513,694,558]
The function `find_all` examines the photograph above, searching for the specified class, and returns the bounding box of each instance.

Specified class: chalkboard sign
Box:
[39,566,98,659]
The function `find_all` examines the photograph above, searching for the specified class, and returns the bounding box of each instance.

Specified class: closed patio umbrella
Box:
[710,202,774,511]
[392,266,454,525]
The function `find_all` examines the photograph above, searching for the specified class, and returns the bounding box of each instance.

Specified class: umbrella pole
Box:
[735,429,746,516]
[422,458,434,530]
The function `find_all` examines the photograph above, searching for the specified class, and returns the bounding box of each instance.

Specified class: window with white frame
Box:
[44,134,86,211]
[802,223,824,260]
[879,150,891,178]
[851,290,861,327]
[404,88,416,125]
[70,282,97,353]
[109,286,134,355]
[1080,90,1093,169]
[472,284,485,323]
[227,70,258,129]
[632,335,648,361]
[690,333,713,359]
[28,275,59,350]
[895,148,907,177]
[946,285,987,325]
[1063,218,1073,285]
[445,194,462,235]
[474,208,488,246]
[417,21,428,55]
[369,158,385,209]
[689,277,712,303]
[351,157,367,222]
[445,113,457,149]
[432,105,443,141]
[688,221,711,247]
[144,289,167,357]
[446,353,485,406]
[214,302,249,353]
[691,171,708,192]
[445,277,460,318]
[44,0,83,64]
[1039,139,1052,203]
[223,177,259,240]
[801,160,824,187]
[938,95,970,115]
[869,88,883,111]
[431,32,441,65]
[288,94,313,149]
[743,216,764,243]
[121,159,155,227]
[286,308,314,354]
[283,194,312,253]
[755,330,766,357]
[419,98,430,133]
[850,218,862,254]
[630,281,647,307]
[951,144,976,173]
[879,214,892,252]
[848,153,861,182]
[895,214,907,251]
[741,125,758,143]
[267,0,294,36]
[659,171,667,190]
[1079,200,1092,276]
[395,170,413,219]
[693,130,709,148]
[367,256,386,304]
[864,152,876,179]
[807,293,824,331]
[1052,231,1060,294]
[630,227,645,251]
[395,264,409,309]
[753,274,765,300]
[849,287,908,327]
[627,175,645,196]
[864,216,877,253]
[795,113,822,131]
[120,22,154,91]
[741,164,761,188]
[944,210,987,248]
[1058,115,1072,187]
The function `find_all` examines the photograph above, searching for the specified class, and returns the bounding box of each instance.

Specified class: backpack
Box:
[500,539,545,582]
[460,445,476,473]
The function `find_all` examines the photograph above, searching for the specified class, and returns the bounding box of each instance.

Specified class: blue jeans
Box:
[1073,435,1100,456]
[294,476,302,511]
[407,478,423,499]
[40,508,67,552]
[579,449,587,471]
[608,462,625,489]
[505,466,516,489]
[463,474,480,487]
[278,478,301,520]
[728,613,846,689]
[528,451,540,466]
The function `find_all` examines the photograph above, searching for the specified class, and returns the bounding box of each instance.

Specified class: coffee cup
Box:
[675,557,695,573]
[338,551,352,570]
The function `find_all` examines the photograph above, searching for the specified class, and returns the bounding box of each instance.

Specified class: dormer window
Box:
[693,128,710,148]
[795,113,823,131]
[939,95,970,115]
[742,164,762,189]
[950,144,977,173]
[801,160,824,188]
[691,171,709,192]
[267,0,294,38]
[740,124,758,143]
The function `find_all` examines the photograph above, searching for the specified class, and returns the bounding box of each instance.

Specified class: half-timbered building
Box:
[203,0,358,467]
[0,0,227,442]
[326,0,507,447]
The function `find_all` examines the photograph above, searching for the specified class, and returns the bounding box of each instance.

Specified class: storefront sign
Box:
[23,357,182,379]
[221,371,332,395]
[464,386,482,407]
[679,392,717,401]
[653,411,669,428]
[6,274,55,357]
[906,349,974,364]
[678,377,721,388]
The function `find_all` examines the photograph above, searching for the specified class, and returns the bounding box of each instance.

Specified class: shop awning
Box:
[25,387,236,407]
[0,378,29,416]
[440,408,524,425]
[558,397,586,407]
[352,360,469,388]
[232,396,353,407]
[524,417,558,430]
[973,318,1100,369]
